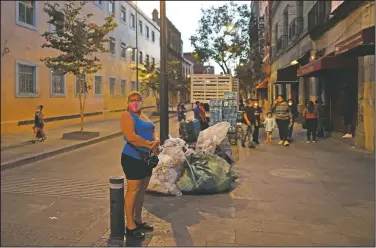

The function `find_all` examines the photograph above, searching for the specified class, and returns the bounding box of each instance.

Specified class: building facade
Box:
[183,53,207,74]
[1,0,160,134]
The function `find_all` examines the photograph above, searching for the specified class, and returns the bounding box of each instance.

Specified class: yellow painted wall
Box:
[0,1,156,135]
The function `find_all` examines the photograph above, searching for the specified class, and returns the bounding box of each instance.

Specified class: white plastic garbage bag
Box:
[147,136,193,196]
[196,122,231,154]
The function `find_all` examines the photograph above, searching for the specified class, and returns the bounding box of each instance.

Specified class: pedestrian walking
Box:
[272,95,292,146]
[241,99,256,148]
[287,99,298,142]
[120,91,160,239]
[177,102,186,122]
[315,99,325,137]
[263,112,276,143]
[199,103,209,130]
[32,105,46,143]
[303,101,318,143]
[249,99,264,145]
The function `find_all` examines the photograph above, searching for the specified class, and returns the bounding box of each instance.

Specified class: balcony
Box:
[308,1,330,33]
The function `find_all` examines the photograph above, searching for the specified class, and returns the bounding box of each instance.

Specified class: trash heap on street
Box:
[147,122,237,196]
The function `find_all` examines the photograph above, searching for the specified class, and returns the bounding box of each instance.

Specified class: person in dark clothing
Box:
[241,99,256,148]
[287,99,298,142]
[272,95,292,146]
[303,101,318,143]
[315,99,325,137]
[193,101,201,120]
[248,99,264,145]
[239,95,245,111]
[177,102,186,122]
[32,105,46,142]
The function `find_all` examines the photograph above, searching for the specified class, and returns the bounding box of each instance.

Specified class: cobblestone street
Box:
[1,121,374,246]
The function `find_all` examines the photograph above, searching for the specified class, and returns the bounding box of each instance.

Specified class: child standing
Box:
[263,112,276,142]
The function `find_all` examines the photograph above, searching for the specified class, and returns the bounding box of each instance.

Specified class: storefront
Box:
[256,79,268,109]
[297,54,358,133]
[274,63,299,102]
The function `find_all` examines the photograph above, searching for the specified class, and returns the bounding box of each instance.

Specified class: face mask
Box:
[129,101,142,112]
[288,103,292,106]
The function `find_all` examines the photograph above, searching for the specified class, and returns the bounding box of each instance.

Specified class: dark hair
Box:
[247,99,253,104]
[287,99,293,102]
[200,103,204,106]
[315,99,322,104]
[39,105,44,110]
[195,101,200,105]
[307,101,315,113]
[267,112,272,116]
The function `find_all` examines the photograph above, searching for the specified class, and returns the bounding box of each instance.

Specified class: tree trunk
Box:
[78,74,84,134]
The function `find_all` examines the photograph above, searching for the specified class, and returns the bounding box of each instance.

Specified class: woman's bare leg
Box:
[134,177,150,223]
[125,179,142,229]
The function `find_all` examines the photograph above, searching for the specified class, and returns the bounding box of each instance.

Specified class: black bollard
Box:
[109,176,125,241]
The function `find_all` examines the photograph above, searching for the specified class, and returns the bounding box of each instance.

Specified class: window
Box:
[131,49,136,62]
[152,57,155,66]
[75,74,87,95]
[16,61,37,96]
[51,70,65,96]
[146,26,150,39]
[95,1,102,7]
[108,0,115,14]
[139,20,143,34]
[131,81,136,91]
[146,54,150,65]
[120,42,127,59]
[16,0,36,29]
[139,51,143,64]
[131,14,135,28]
[109,78,116,96]
[151,31,155,42]
[109,37,115,55]
[121,79,126,97]
[121,6,126,23]
[94,75,103,96]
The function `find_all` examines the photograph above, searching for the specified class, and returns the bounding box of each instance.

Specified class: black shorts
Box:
[121,153,153,180]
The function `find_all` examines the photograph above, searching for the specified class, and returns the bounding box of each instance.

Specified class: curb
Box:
[1,110,192,171]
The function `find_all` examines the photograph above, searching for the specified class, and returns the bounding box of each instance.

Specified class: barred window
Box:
[51,70,65,95]
[18,0,35,27]
[151,31,155,42]
[121,42,126,58]
[75,74,86,95]
[131,14,135,28]
[139,20,143,34]
[17,63,36,95]
[94,75,103,95]
[121,6,126,23]
[131,81,136,91]
[108,0,115,14]
[109,37,116,55]
[121,79,126,97]
[146,26,150,39]
[109,78,116,96]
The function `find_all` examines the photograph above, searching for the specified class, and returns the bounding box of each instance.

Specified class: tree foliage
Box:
[40,1,117,132]
[190,2,250,74]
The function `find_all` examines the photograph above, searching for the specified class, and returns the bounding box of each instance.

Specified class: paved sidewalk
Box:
[93,125,374,247]
[1,104,192,169]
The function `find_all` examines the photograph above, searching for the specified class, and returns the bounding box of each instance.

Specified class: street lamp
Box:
[126,45,139,91]
[159,0,169,144]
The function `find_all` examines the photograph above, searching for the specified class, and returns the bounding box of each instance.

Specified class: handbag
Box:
[128,143,159,168]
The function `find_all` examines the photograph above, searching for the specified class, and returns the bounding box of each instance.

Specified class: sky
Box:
[135,1,249,74]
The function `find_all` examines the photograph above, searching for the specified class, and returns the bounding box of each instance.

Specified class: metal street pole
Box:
[159,0,169,144]
[135,1,139,91]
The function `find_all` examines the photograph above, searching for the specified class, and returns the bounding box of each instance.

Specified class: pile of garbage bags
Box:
[179,119,200,142]
[147,122,237,196]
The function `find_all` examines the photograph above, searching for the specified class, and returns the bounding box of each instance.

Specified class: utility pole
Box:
[135,1,139,91]
[159,0,169,144]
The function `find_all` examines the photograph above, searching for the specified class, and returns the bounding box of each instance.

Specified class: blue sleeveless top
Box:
[122,111,155,160]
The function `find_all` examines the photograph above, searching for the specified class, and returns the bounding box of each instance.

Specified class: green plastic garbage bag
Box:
[176,152,237,194]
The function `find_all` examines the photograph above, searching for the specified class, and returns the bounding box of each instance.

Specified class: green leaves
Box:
[190,2,250,74]
[41,1,118,78]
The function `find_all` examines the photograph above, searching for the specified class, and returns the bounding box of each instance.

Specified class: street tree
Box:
[41,1,117,133]
[190,2,250,74]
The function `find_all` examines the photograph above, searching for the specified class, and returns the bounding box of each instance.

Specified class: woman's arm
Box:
[121,112,154,149]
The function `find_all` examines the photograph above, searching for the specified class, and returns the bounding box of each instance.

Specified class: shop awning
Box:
[297,55,357,77]
[335,26,375,57]
[256,79,268,89]
[274,63,299,84]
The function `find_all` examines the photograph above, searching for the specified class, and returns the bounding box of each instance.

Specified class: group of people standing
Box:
[240,95,325,147]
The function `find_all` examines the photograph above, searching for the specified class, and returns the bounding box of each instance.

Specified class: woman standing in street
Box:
[272,95,292,146]
[120,91,160,239]
[303,101,318,143]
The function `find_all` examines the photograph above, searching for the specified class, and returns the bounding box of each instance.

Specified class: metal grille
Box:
[95,76,102,95]
[18,64,36,94]
[121,80,126,97]
[18,0,34,26]
[109,78,116,96]
[51,71,64,94]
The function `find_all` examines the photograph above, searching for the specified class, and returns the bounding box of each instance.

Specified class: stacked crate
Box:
[223,92,238,133]
[209,98,223,126]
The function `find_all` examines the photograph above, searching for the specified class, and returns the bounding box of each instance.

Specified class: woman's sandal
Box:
[135,221,154,231]
[125,227,145,239]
